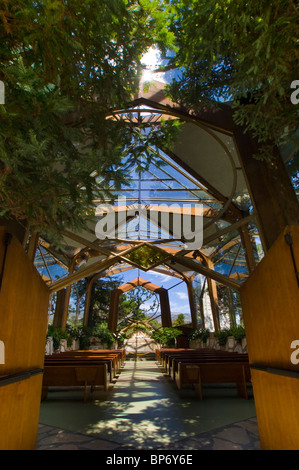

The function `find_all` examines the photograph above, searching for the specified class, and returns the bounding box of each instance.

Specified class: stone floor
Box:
[37,357,260,451]
[36,417,260,450]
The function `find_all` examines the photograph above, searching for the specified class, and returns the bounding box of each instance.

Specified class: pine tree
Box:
[0,1,175,242]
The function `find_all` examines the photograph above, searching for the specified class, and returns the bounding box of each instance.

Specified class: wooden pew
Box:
[42,363,108,402]
[47,352,119,376]
[159,349,245,376]
[55,349,126,372]
[169,353,249,380]
[44,357,115,383]
[158,348,238,370]
[42,348,126,401]
[175,361,251,400]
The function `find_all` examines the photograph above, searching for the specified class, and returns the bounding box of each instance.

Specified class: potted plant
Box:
[151,327,182,348]
[115,331,127,348]
[230,325,246,343]
[46,325,71,352]
[93,324,115,349]
[188,328,210,348]
[214,329,231,349]
[230,325,246,352]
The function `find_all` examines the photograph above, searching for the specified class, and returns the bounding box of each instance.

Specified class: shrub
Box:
[189,328,210,343]
[230,325,246,343]
[92,324,114,347]
[214,329,231,347]
[115,332,127,347]
[47,325,70,351]
[214,326,246,346]
[151,327,182,347]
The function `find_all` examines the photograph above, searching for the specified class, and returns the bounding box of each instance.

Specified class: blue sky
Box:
[42,263,192,321]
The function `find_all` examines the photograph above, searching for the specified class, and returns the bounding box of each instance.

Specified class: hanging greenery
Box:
[166,0,299,160]
[0,1,176,243]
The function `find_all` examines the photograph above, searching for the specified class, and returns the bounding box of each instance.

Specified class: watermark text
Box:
[0,81,4,104]
[290,340,299,365]
[95,197,203,250]
[290,80,299,104]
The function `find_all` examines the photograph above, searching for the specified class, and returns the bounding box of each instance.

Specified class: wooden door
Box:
[241,225,299,450]
[0,228,49,450]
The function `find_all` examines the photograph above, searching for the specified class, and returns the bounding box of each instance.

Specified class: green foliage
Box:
[167,0,299,158]
[0,1,176,242]
[47,325,72,351]
[214,325,246,346]
[73,323,114,349]
[114,331,127,347]
[125,245,169,269]
[88,276,124,326]
[117,286,160,329]
[173,314,185,327]
[151,327,182,347]
[47,322,115,350]
[131,323,151,334]
[92,323,115,347]
[229,325,246,344]
[189,328,210,343]
[74,326,94,350]
[214,329,231,347]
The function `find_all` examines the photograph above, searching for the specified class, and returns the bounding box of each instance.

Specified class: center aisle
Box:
[38,357,258,450]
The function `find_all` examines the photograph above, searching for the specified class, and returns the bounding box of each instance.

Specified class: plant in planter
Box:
[93,324,115,348]
[214,328,231,348]
[151,327,182,348]
[201,328,210,344]
[229,325,246,344]
[115,331,127,348]
[189,328,210,344]
[72,325,93,350]
[46,325,70,352]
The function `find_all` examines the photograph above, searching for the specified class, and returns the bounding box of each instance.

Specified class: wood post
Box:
[53,289,67,328]
[159,289,172,328]
[186,279,198,329]
[234,131,299,252]
[60,257,77,330]
[83,278,94,327]
[108,289,121,333]
[239,225,256,273]
[204,258,220,332]
[27,230,39,263]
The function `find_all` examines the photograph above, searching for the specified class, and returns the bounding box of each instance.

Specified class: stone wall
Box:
[189,336,247,354]
[45,337,80,355]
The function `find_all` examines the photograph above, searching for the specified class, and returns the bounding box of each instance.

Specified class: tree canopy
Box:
[165,0,298,160]
[0,0,175,242]
[0,1,298,243]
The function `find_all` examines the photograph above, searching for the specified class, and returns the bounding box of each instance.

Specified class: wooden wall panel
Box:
[250,369,299,450]
[0,228,49,449]
[241,225,299,449]
[0,375,44,450]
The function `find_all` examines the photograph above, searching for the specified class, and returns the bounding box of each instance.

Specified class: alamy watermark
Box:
[290,340,299,365]
[290,80,299,105]
[95,197,203,250]
[0,81,4,104]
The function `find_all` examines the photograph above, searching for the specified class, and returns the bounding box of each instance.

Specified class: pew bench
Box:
[169,354,249,380]
[44,357,115,383]
[175,362,251,400]
[42,363,109,402]
[52,349,126,374]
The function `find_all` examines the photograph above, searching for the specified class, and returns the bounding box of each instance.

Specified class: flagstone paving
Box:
[37,358,260,450]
